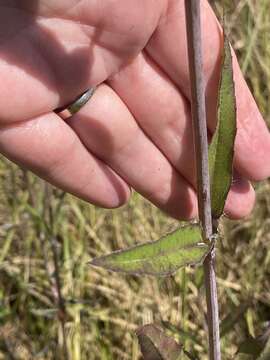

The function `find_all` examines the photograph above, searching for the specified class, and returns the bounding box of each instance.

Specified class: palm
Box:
[0,0,269,220]
[0,0,162,121]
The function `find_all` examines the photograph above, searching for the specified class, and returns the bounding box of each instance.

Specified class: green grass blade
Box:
[90,224,208,276]
[209,35,237,219]
[136,324,182,360]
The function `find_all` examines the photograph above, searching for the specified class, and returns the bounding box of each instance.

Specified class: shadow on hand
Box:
[0,1,102,121]
[0,1,132,206]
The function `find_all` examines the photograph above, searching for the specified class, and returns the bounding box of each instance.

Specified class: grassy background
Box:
[0,1,270,359]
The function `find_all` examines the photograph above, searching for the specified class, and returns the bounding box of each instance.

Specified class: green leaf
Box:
[209,35,237,219]
[90,224,208,276]
[136,324,182,360]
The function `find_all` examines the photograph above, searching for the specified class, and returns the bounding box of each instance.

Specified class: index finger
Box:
[146,0,270,181]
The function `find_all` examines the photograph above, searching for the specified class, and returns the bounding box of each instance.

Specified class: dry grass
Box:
[0,1,270,359]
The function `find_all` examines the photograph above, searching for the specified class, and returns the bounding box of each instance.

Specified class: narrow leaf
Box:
[136,324,182,360]
[90,224,208,276]
[209,35,237,219]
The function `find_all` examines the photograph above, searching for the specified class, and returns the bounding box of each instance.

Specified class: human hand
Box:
[0,0,269,220]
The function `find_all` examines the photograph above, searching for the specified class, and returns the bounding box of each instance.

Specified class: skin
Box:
[0,0,269,220]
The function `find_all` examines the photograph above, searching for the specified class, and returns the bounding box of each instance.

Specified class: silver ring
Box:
[55,87,96,120]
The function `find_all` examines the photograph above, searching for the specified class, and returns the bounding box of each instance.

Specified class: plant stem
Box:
[184,1,221,359]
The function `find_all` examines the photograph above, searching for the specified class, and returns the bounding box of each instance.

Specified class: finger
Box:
[146,0,270,181]
[109,52,255,219]
[67,84,198,220]
[0,112,130,208]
